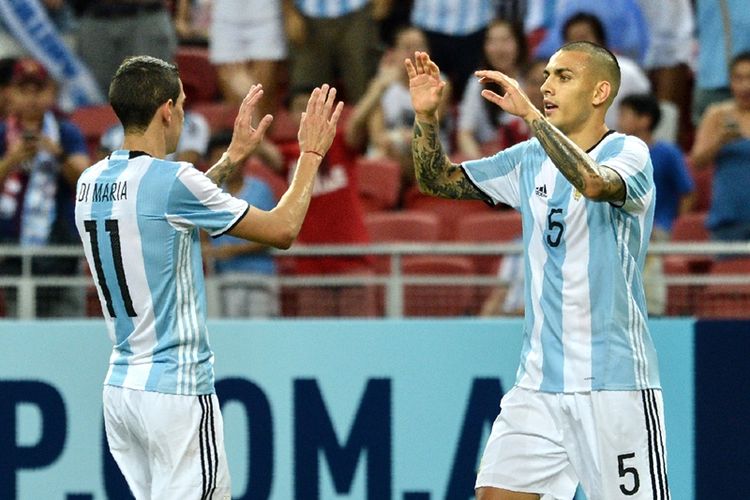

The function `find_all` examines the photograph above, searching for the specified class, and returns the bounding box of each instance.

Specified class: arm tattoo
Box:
[204,153,239,187]
[412,119,484,200]
[530,118,625,203]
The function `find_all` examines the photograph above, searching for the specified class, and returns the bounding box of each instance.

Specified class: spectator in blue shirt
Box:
[619,92,695,315]
[202,130,280,317]
[619,93,695,237]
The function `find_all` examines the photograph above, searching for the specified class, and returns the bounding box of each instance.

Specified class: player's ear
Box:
[159,99,174,125]
[592,80,611,106]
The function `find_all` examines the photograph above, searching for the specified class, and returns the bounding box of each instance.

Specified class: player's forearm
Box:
[267,152,322,248]
[204,152,241,187]
[412,118,481,200]
[528,116,625,202]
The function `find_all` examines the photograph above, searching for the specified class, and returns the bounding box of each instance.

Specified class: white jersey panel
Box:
[518,166,548,388]
[560,192,593,391]
[463,132,659,392]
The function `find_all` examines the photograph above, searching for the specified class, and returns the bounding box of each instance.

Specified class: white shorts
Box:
[103,385,231,500]
[476,386,670,500]
[209,17,287,63]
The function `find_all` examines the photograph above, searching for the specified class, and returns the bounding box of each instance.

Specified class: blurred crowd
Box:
[1,0,749,318]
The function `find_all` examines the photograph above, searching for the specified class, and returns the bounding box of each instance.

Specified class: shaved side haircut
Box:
[560,41,621,106]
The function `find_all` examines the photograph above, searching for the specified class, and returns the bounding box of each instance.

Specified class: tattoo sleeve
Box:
[412,119,484,200]
[204,153,239,187]
[529,117,626,204]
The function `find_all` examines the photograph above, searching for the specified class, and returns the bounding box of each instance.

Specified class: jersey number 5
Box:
[84,219,137,318]
[546,208,565,247]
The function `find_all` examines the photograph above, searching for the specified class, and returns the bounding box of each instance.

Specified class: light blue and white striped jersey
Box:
[74,151,248,396]
[295,0,369,18]
[463,132,660,392]
[411,0,498,36]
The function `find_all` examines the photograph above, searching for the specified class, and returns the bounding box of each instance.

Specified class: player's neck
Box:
[566,121,610,151]
[122,130,166,159]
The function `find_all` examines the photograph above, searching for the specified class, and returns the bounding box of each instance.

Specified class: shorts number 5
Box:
[617,452,640,495]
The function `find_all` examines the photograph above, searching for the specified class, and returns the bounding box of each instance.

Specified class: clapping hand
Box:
[404,51,446,122]
[226,84,274,164]
[297,84,344,158]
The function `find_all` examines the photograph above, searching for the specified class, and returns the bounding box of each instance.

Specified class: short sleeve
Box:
[166,164,249,236]
[598,135,654,215]
[461,140,532,209]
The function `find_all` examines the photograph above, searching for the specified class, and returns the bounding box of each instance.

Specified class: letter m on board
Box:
[294,379,391,499]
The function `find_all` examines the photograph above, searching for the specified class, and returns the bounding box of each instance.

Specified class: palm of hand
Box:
[409,74,442,115]
[501,91,526,116]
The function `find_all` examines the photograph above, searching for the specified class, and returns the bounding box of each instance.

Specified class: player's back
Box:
[74,150,247,395]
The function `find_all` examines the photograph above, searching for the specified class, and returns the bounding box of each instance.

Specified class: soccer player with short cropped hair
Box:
[406,41,670,499]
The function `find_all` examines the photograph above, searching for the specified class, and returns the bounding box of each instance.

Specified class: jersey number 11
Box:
[84,219,137,318]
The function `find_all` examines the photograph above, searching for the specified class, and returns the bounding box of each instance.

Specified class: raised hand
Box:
[404,51,446,122]
[297,84,344,157]
[474,70,542,123]
[226,84,274,164]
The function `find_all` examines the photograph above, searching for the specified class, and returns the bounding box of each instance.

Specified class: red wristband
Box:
[303,150,324,159]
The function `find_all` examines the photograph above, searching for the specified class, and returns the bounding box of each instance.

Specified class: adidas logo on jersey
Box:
[535,184,548,198]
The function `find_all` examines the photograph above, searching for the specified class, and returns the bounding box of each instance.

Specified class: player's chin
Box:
[546,114,565,130]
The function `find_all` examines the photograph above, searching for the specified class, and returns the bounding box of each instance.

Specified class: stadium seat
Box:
[365,209,441,277]
[456,210,523,275]
[284,270,379,318]
[689,164,713,213]
[356,157,402,212]
[190,101,236,134]
[69,104,119,157]
[695,257,750,318]
[364,210,442,314]
[456,209,522,241]
[665,211,712,315]
[175,46,219,104]
[403,186,493,240]
[365,210,440,243]
[670,211,712,272]
[671,211,710,242]
[402,256,476,317]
